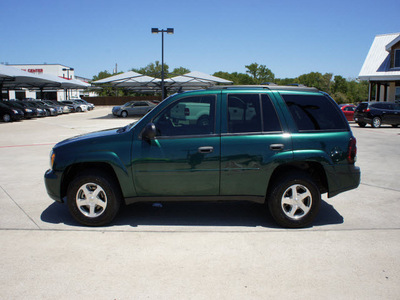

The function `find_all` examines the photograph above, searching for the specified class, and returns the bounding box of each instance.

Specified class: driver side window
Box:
[153,95,216,137]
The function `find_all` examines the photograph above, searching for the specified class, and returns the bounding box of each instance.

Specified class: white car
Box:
[61,100,88,112]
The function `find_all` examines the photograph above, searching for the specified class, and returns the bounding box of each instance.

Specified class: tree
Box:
[131,61,169,78]
[91,70,118,96]
[213,71,254,85]
[297,72,332,92]
[92,70,113,82]
[171,67,190,76]
[245,63,275,84]
[332,75,347,94]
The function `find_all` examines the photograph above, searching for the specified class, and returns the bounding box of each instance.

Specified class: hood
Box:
[54,127,122,149]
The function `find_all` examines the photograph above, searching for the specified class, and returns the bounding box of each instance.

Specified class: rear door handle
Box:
[270,144,284,151]
[198,146,214,154]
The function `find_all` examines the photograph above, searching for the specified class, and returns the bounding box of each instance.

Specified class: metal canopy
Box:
[0,64,90,90]
[0,64,60,89]
[92,71,160,89]
[164,71,233,91]
[92,70,233,93]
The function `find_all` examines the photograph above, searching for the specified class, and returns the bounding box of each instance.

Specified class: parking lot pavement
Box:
[0,109,399,299]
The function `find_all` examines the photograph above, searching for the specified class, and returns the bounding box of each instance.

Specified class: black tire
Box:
[67,171,121,226]
[76,107,82,112]
[372,117,381,128]
[2,114,11,122]
[392,124,398,128]
[357,122,366,128]
[121,111,128,118]
[267,172,321,228]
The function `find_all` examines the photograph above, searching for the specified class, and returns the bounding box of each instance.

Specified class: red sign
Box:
[22,68,43,73]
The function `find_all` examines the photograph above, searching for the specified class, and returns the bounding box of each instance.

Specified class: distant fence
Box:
[81,96,162,106]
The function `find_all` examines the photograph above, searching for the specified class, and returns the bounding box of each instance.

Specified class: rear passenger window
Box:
[227,94,281,133]
[228,94,262,133]
[262,94,281,132]
[282,94,348,131]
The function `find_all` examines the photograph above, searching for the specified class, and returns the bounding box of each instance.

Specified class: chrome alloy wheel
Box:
[281,184,312,220]
[372,117,381,128]
[76,183,107,218]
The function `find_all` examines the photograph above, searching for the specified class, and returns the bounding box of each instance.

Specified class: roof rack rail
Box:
[207,85,319,92]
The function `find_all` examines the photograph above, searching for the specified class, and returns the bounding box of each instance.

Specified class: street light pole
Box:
[62,67,74,100]
[152,28,174,100]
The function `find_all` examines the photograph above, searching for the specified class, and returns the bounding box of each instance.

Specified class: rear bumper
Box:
[326,164,361,198]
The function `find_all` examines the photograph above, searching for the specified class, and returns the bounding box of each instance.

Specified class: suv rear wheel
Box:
[267,172,321,228]
[67,171,121,226]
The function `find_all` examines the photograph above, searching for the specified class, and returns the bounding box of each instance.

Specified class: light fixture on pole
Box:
[62,67,74,100]
[151,28,174,100]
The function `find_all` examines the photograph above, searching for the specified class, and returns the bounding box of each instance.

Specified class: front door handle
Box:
[270,144,284,151]
[198,146,214,154]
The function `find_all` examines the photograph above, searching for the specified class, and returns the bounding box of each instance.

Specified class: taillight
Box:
[348,137,357,164]
[362,108,370,113]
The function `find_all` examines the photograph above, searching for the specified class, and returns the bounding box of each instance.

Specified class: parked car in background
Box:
[61,101,88,112]
[354,101,400,128]
[2,100,36,119]
[71,98,95,110]
[43,100,71,114]
[22,101,47,117]
[0,102,24,122]
[35,100,63,115]
[27,101,57,116]
[112,101,156,117]
[339,104,356,122]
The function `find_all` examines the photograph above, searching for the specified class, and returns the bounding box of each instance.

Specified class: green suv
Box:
[44,86,360,228]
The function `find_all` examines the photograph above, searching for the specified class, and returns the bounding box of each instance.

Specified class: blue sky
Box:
[1,0,399,80]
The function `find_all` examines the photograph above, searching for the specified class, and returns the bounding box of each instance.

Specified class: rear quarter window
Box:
[282,94,348,131]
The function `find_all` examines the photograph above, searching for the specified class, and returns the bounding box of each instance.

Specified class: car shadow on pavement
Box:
[40,199,343,229]
[90,114,119,120]
[90,114,143,120]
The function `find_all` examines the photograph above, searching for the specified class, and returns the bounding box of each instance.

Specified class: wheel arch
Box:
[266,161,329,198]
[60,162,123,202]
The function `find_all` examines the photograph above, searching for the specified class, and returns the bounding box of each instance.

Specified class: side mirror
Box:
[142,123,157,141]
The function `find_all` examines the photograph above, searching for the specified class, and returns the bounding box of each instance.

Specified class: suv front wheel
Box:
[267,172,321,228]
[67,171,121,226]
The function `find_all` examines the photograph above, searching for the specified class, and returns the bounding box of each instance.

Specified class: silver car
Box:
[112,101,156,117]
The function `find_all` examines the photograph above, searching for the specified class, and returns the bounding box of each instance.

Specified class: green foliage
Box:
[131,61,169,78]
[92,70,113,82]
[91,70,119,96]
[297,72,332,92]
[245,63,275,84]
[213,71,254,85]
[171,67,190,76]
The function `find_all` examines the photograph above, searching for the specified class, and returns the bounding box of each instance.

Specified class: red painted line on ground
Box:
[0,143,56,149]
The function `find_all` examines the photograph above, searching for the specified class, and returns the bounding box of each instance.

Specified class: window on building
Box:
[395,87,400,102]
[395,49,400,68]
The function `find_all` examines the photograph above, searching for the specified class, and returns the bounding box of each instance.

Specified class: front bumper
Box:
[44,169,63,203]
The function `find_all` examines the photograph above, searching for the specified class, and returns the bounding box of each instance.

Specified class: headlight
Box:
[12,109,18,114]
[50,150,55,169]
[26,109,32,112]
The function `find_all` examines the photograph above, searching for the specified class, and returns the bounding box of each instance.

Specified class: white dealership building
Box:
[4,64,89,101]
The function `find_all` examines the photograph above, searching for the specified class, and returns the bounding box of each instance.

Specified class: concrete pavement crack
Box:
[360,182,400,192]
[0,185,41,230]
